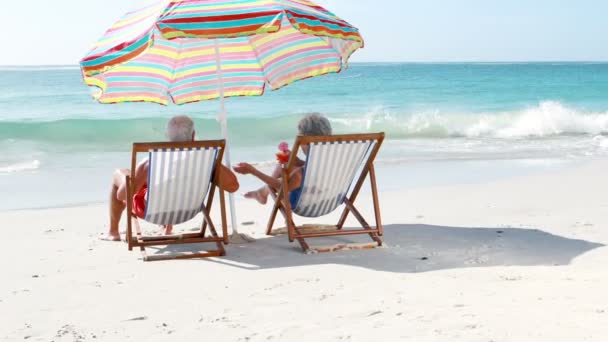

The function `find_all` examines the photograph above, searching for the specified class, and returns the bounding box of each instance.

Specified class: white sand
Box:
[2,160,607,341]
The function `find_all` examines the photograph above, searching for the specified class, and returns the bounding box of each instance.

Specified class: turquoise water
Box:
[1,63,608,209]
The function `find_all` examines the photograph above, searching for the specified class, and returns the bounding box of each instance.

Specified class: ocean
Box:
[1,63,608,210]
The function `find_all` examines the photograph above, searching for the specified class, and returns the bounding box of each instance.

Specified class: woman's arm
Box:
[234,163,302,191]
[234,163,281,189]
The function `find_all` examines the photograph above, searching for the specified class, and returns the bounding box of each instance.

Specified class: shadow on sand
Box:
[149,224,604,273]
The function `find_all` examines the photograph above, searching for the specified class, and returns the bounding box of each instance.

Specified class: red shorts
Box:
[132,184,147,219]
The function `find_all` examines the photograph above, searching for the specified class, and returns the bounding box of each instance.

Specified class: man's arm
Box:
[217,164,239,193]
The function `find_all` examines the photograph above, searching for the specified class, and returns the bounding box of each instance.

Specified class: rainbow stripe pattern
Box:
[80,0,363,105]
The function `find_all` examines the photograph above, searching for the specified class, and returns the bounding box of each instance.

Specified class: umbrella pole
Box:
[218,97,239,234]
[214,39,253,243]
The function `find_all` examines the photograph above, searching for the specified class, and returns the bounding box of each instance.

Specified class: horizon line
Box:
[2,60,608,68]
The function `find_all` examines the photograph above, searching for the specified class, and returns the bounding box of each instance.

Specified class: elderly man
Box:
[234,113,331,206]
[102,115,239,241]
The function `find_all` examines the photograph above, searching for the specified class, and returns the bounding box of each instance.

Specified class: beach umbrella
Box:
[79,0,364,241]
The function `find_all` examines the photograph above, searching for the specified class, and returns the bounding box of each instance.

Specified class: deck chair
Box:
[266,133,385,253]
[125,140,228,261]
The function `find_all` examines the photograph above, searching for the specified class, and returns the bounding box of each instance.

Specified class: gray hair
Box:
[166,115,195,142]
[298,113,332,136]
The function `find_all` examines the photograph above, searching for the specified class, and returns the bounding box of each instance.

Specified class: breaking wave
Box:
[332,101,608,139]
[1,102,608,151]
[0,160,40,174]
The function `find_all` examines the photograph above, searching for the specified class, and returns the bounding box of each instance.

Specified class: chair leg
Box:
[201,185,216,239]
[129,216,144,251]
[279,173,298,243]
[336,206,349,230]
[125,175,133,250]
[268,185,298,240]
[295,236,311,253]
[132,218,150,259]
[219,189,228,244]
[127,217,134,251]
[337,169,371,229]
[140,210,227,262]
[207,223,226,256]
[201,222,208,238]
[201,207,226,256]
[343,199,382,246]
[266,191,281,235]
[369,164,383,236]
[200,218,207,238]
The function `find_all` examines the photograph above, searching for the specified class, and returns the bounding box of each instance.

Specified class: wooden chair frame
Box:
[125,140,229,261]
[266,133,385,253]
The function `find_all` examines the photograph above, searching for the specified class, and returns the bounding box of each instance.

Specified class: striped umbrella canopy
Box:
[79,0,364,239]
[80,0,364,105]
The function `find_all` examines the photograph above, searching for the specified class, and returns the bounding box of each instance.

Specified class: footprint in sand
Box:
[55,325,85,342]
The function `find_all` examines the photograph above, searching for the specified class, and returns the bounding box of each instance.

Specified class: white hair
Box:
[298,113,332,136]
[166,115,194,142]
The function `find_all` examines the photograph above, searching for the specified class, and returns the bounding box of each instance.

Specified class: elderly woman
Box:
[234,113,332,205]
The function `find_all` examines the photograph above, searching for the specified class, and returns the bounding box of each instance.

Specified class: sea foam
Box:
[1,102,607,149]
[330,101,608,139]
[0,160,41,174]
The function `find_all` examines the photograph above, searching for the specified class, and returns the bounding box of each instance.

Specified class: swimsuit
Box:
[289,186,302,208]
[132,183,147,219]
[289,165,305,208]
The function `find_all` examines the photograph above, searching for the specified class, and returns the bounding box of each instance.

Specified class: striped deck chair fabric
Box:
[266,133,385,253]
[292,140,376,218]
[144,147,218,225]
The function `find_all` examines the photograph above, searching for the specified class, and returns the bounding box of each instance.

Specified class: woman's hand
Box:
[234,162,281,190]
[233,162,256,175]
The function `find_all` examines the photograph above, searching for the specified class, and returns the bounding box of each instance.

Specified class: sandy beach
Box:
[2,159,607,341]
[2,0,608,340]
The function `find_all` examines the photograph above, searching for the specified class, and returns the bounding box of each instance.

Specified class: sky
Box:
[0,0,607,65]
